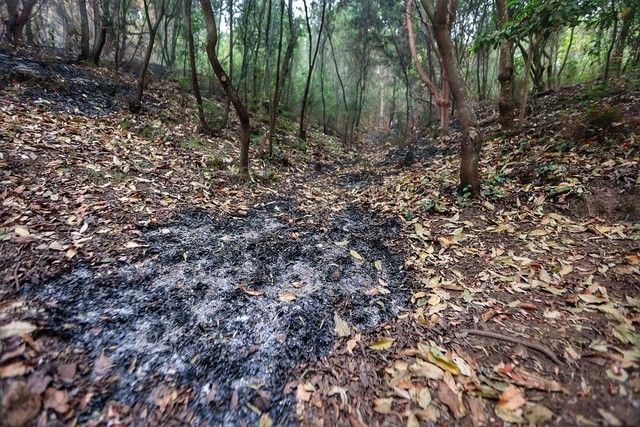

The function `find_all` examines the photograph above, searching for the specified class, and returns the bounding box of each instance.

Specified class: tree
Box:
[495,0,514,129]
[183,0,208,131]
[200,0,251,176]
[431,0,483,196]
[407,0,450,130]
[298,0,327,139]
[267,0,297,154]
[609,0,637,78]
[130,0,167,113]
[4,0,38,44]
[77,0,91,60]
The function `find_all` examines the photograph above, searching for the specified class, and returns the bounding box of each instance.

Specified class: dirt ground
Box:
[1,49,639,426]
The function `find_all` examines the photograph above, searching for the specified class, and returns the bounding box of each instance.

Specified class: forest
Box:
[0,0,639,425]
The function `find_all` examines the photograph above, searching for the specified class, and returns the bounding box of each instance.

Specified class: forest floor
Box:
[1,48,639,426]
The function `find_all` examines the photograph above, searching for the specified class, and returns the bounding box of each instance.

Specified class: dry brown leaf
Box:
[93,351,113,377]
[0,362,28,378]
[44,387,69,413]
[0,321,37,340]
[373,397,393,414]
[436,382,465,419]
[0,382,41,427]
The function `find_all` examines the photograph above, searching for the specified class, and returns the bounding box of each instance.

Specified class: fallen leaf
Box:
[373,397,393,414]
[14,226,30,237]
[0,362,27,378]
[93,351,113,377]
[279,292,296,302]
[350,250,364,262]
[437,382,465,419]
[240,286,264,297]
[374,260,383,271]
[597,408,622,426]
[524,403,554,425]
[369,337,394,350]
[44,387,69,413]
[259,414,273,427]
[334,312,351,337]
[495,386,525,423]
[0,382,41,427]
[0,321,37,340]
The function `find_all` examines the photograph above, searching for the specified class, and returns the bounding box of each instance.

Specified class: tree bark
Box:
[433,0,482,197]
[183,0,207,131]
[77,0,90,60]
[5,0,37,44]
[298,0,327,139]
[200,0,251,176]
[495,0,514,129]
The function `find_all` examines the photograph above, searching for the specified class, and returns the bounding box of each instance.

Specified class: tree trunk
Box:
[5,0,37,45]
[130,0,166,112]
[495,0,514,129]
[77,0,90,60]
[517,38,534,125]
[433,0,482,197]
[298,0,327,139]
[610,1,636,78]
[406,0,449,129]
[267,0,297,154]
[200,0,251,176]
[183,0,207,131]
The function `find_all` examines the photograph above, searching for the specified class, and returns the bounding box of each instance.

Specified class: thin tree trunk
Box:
[267,0,297,154]
[433,0,482,196]
[328,30,349,144]
[406,0,449,129]
[183,0,207,130]
[496,0,514,128]
[200,0,251,176]
[610,1,636,78]
[77,0,90,60]
[130,0,166,112]
[518,38,534,125]
[556,26,574,85]
[604,0,618,80]
[298,0,327,139]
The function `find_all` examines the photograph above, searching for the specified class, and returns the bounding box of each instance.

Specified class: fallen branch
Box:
[462,329,563,365]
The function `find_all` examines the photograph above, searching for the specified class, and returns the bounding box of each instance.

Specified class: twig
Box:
[462,329,563,365]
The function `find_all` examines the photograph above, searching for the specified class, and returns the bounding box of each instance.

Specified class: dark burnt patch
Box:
[0,48,130,116]
[26,199,408,425]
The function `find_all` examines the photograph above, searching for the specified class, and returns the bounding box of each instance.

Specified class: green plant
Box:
[420,195,447,213]
[551,139,576,153]
[483,173,507,199]
[181,136,204,150]
[206,156,225,170]
[585,103,622,132]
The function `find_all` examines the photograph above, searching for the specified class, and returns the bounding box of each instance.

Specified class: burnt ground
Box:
[22,197,409,425]
[0,47,131,116]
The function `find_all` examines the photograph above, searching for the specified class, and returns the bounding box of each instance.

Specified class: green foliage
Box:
[585,103,622,131]
[483,173,507,199]
[420,196,447,213]
[551,139,576,153]
[206,156,226,170]
[181,136,204,150]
